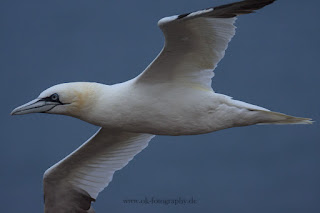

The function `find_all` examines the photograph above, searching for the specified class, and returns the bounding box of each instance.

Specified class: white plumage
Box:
[11,0,312,212]
[43,128,154,212]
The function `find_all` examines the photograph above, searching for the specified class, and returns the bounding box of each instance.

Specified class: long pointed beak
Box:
[11,99,59,115]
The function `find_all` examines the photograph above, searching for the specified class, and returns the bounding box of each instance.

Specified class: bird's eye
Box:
[50,93,59,102]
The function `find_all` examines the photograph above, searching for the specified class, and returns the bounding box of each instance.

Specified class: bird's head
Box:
[11,82,102,118]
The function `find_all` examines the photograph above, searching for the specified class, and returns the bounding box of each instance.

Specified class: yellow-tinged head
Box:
[11,82,103,118]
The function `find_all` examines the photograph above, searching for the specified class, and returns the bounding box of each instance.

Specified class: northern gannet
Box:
[11,0,312,212]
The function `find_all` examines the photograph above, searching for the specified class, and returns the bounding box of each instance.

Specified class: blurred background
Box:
[1,0,319,212]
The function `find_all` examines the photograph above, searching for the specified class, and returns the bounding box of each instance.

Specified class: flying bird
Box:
[11,0,312,212]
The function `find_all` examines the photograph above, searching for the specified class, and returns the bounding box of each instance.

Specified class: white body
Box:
[80,80,267,135]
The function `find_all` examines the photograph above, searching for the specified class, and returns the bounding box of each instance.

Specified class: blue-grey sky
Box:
[1,0,319,212]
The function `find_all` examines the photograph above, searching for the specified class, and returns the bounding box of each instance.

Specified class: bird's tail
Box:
[217,94,313,126]
[255,110,313,125]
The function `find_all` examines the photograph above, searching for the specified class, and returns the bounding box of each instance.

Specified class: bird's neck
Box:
[76,81,135,128]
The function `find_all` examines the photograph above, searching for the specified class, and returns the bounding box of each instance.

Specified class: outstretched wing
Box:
[43,128,155,213]
[136,0,276,91]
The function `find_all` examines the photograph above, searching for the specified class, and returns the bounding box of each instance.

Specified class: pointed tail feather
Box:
[256,110,313,125]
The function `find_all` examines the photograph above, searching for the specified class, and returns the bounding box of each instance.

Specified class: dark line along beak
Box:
[11,99,60,115]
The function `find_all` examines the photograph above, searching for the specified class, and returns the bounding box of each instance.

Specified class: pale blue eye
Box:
[50,93,59,102]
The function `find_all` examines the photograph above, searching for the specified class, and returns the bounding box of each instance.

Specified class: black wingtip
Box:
[176,0,276,21]
[212,0,276,18]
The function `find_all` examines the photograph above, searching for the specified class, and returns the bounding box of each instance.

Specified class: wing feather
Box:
[43,128,154,213]
[136,0,275,90]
